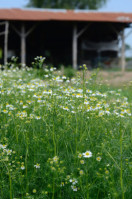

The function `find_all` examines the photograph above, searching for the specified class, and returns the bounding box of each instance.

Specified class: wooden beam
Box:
[11,24,21,37]
[0,31,5,36]
[25,24,37,37]
[4,21,9,65]
[77,23,91,39]
[72,24,78,70]
[21,24,26,66]
[11,23,37,66]
[108,24,119,35]
[121,29,125,72]
[72,23,91,69]
[11,23,37,38]
[0,22,6,26]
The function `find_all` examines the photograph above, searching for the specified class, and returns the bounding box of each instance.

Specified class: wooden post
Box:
[121,29,125,72]
[21,24,26,66]
[4,21,9,65]
[12,23,37,67]
[72,24,77,69]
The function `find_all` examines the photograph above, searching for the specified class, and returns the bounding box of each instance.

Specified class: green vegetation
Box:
[64,66,76,79]
[0,60,132,199]
[27,0,108,10]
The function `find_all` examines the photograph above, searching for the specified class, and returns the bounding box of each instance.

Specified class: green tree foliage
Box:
[27,0,107,9]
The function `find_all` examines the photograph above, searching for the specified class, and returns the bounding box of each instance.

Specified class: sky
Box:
[0,0,132,56]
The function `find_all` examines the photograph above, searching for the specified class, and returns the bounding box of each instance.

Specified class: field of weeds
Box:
[0,59,132,199]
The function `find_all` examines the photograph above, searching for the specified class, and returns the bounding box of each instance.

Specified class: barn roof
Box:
[0,8,132,23]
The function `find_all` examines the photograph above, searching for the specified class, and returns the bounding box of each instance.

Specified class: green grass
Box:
[0,66,132,199]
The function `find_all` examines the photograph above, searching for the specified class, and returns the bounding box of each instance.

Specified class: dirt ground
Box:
[85,71,132,87]
[98,71,132,86]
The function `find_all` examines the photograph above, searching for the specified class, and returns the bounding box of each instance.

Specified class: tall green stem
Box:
[120,130,124,199]
[9,172,12,199]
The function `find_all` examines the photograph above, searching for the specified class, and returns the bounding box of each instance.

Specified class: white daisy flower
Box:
[21,165,25,170]
[34,163,40,169]
[96,157,101,161]
[83,150,92,158]
[71,185,77,191]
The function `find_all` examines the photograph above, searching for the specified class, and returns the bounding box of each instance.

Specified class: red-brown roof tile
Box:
[0,8,132,23]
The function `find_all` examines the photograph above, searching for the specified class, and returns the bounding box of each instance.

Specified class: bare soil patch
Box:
[85,71,132,87]
[98,71,132,86]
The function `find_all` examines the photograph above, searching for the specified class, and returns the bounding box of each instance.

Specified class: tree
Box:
[27,0,107,10]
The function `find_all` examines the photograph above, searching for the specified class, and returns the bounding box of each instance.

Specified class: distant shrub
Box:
[64,66,76,79]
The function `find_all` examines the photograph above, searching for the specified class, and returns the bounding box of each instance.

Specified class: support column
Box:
[72,24,77,70]
[11,23,37,67]
[4,21,9,65]
[21,24,26,66]
[121,29,125,72]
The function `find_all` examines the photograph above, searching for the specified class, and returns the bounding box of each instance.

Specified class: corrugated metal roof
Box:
[0,8,132,23]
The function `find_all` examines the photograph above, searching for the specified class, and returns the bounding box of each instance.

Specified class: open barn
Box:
[0,8,132,70]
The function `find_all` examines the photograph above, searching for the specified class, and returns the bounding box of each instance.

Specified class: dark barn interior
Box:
[0,9,132,70]
[79,22,126,68]
[0,20,126,68]
[0,21,73,67]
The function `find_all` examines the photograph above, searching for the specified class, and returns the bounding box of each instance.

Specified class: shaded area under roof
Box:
[0,8,132,23]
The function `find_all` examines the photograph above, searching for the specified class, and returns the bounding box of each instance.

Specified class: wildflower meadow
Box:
[0,58,132,199]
